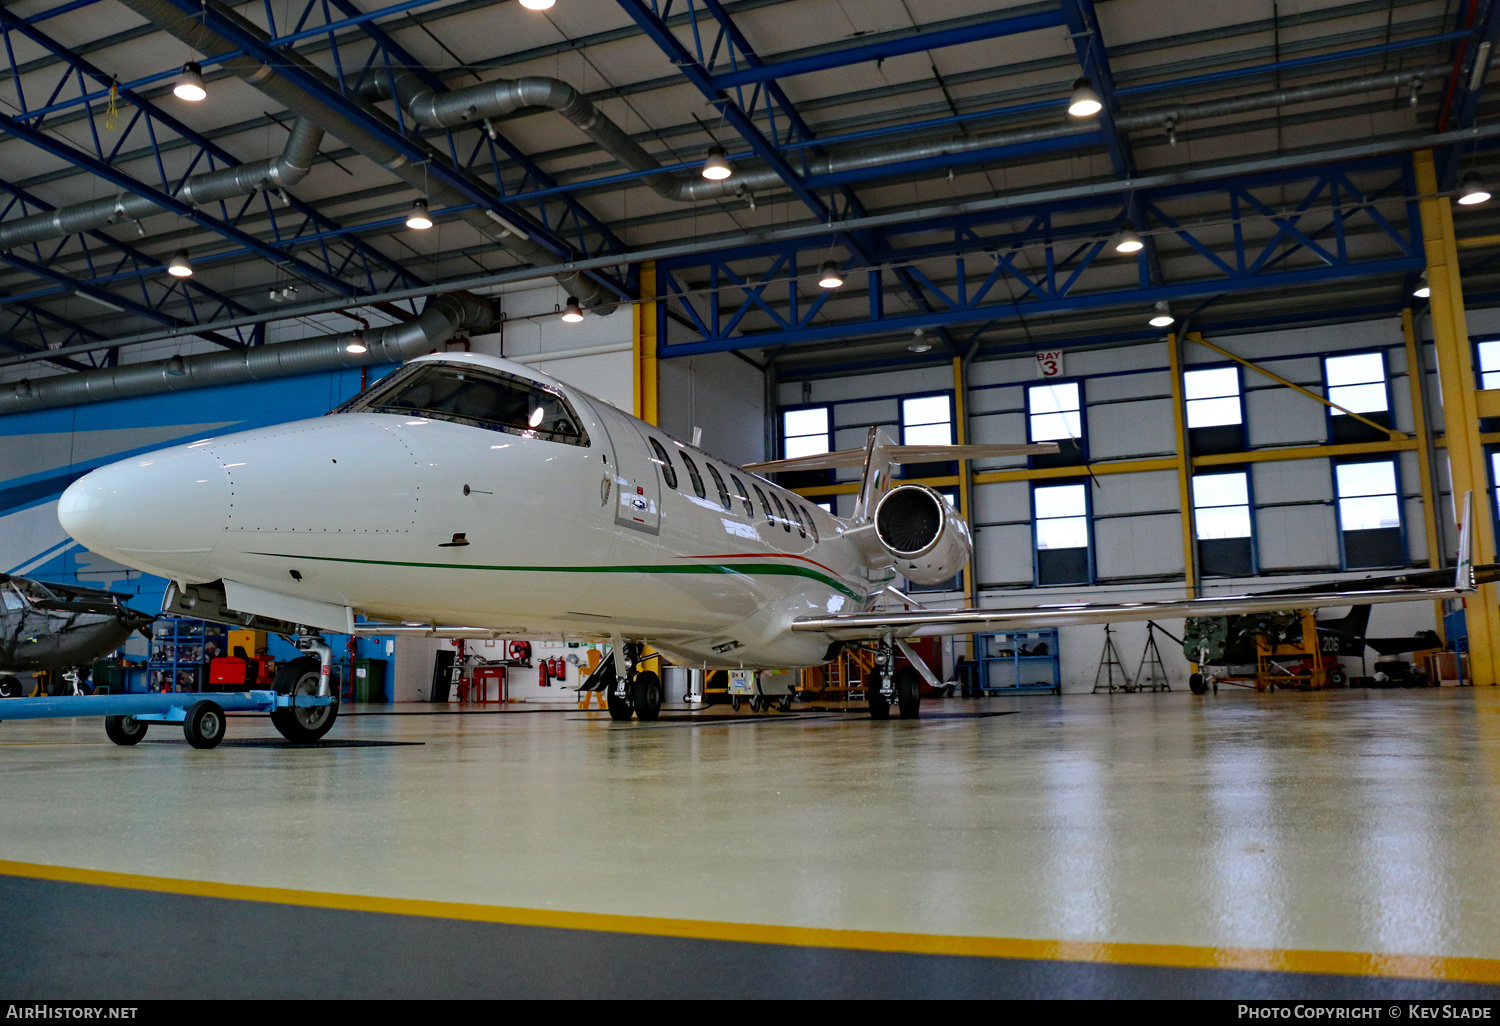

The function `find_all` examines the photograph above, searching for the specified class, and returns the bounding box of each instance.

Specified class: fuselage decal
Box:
[245,551,863,600]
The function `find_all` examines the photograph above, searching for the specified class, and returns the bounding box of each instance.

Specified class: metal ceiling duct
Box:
[360,65,1450,205]
[0,291,495,415]
[115,0,617,313]
[0,119,323,252]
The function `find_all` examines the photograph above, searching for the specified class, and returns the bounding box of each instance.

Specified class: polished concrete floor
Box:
[3,687,1500,998]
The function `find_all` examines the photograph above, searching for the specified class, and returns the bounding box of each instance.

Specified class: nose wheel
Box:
[270,654,339,743]
[604,642,662,721]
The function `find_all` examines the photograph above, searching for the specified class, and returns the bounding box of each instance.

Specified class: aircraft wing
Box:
[797,493,1480,642]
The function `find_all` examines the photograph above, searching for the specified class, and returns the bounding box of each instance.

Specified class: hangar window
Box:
[730,474,754,518]
[752,484,774,527]
[1033,482,1091,585]
[680,451,706,500]
[1335,458,1405,569]
[782,406,831,458]
[900,395,952,446]
[1027,381,1085,468]
[1324,352,1392,444]
[706,463,731,511]
[648,438,678,489]
[350,361,588,446]
[1184,368,1243,429]
[1193,471,1255,577]
[1478,340,1500,390]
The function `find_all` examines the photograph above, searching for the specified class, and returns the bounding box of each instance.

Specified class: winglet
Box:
[1457,490,1476,592]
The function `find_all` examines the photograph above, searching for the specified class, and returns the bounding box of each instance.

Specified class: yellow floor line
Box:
[3,858,1497,984]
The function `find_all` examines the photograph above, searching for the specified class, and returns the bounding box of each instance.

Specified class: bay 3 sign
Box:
[1035,351,1064,378]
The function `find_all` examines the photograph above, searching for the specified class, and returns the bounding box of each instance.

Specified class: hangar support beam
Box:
[1413,148,1496,683]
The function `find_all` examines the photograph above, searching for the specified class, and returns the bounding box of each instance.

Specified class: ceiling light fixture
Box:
[1148,300,1174,328]
[1457,171,1491,206]
[818,260,844,289]
[345,330,368,354]
[519,0,555,8]
[405,198,434,230]
[166,251,193,278]
[173,61,206,102]
[1413,272,1431,299]
[165,355,187,377]
[908,328,932,353]
[701,144,733,181]
[1068,77,1102,118]
[561,296,584,322]
[1114,228,1144,254]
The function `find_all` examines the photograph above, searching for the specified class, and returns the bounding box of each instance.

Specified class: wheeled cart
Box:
[0,690,337,749]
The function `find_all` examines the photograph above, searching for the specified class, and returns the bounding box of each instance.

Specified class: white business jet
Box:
[57,351,1478,740]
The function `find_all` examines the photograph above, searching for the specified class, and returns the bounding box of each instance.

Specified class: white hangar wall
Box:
[776,311,1485,692]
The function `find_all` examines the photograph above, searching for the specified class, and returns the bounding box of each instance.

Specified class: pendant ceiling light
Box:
[1114,229,1144,254]
[519,0,555,8]
[173,61,206,102]
[561,296,584,322]
[345,331,368,354]
[818,260,844,289]
[701,144,734,181]
[1148,301,1174,328]
[1413,272,1431,299]
[405,198,434,230]
[166,251,193,278]
[1457,171,1491,206]
[1068,77,1102,118]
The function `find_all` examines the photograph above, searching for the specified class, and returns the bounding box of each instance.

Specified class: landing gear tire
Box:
[868,687,891,720]
[270,656,338,744]
[777,695,792,712]
[183,700,226,750]
[631,670,662,722]
[1189,672,1208,696]
[895,666,921,720]
[0,676,20,698]
[606,687,634,721]
[104,715,147,746]
[730,695,742,712]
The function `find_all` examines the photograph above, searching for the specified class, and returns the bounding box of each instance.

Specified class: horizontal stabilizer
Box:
[745,442,1059,475]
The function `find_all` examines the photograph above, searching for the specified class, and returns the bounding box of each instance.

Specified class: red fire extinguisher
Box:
[539,661,549,688]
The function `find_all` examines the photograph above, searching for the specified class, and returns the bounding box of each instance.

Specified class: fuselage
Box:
[58,353,890,668]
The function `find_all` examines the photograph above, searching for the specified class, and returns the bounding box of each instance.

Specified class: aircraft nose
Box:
[58,444,227,577]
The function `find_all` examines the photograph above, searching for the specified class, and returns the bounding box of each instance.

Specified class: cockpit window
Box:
[339,362,588,446]
[1,587,25,611]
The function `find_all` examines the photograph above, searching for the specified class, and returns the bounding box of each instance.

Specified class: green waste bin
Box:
[353,658,387,703]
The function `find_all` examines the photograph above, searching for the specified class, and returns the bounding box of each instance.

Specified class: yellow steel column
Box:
[1167,332,1197,597]
[953,356,976,609]
[1415,149,1498,684]
[1403,307,1448,630]
[633,261,659,425]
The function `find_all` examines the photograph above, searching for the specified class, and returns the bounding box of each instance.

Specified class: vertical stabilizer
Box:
[851,427,901,523]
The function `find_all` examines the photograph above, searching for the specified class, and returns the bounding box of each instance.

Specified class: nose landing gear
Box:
[602,640,662,722]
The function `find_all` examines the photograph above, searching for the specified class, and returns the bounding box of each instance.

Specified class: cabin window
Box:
[706,464,731,511]
[348,361,588,446]
[1,588,24,611]
[789,502,808,539]
[648,438,678,489]
[802,505,819,543]
[730,474,754,518]
[680,451,706,499]
[752,484,774,527]
[770,492,793,532]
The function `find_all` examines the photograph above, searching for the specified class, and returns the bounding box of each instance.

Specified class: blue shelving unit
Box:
[976,630,1061,695]
[147,618,227,693]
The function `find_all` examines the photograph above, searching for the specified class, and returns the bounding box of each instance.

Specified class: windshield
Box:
[339,362,589,447]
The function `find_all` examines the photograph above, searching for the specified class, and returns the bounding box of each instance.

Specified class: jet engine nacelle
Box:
[873,484,972,586]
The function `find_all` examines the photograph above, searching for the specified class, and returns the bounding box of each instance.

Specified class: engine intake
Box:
[873,484,972,586]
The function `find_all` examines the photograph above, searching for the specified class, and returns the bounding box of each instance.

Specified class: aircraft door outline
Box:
[583,404,661,536]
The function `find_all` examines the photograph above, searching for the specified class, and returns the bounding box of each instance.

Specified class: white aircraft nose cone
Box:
[59,444,227,577]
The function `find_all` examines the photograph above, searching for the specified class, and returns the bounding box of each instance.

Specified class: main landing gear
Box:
[867,637,921,720]
[604,641,662,722]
